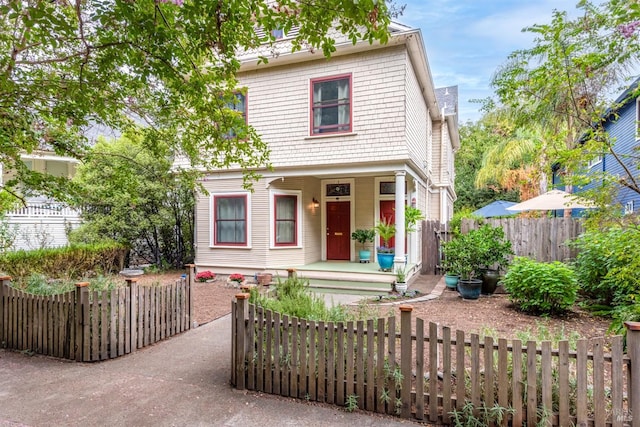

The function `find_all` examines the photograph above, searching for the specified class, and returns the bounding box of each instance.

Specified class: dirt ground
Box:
[138,271,613,340]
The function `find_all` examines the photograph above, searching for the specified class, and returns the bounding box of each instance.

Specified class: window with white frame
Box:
[274,194,298,246]
[625,200,635,215]
[587,155,603,169]
[212,194,248,246]
[310,74,351,135]
[224,91,247,138]
[636,97,640,140]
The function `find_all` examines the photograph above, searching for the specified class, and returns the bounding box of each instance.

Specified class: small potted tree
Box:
[351,228,376,263]
[374,217,396,271]
[476,225,513,294]
[441,230,484,299]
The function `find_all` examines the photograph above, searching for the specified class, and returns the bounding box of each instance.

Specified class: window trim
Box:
[309,73,352,136]
[269,190,302,249]
[587,155,603,169]
[210,192,252,248]
[635,96,640,141]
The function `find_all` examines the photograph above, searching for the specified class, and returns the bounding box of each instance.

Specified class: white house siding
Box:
[238,45,409,168]
[404,52,429,175]
[195,175,323,273]
[10,217,81,251]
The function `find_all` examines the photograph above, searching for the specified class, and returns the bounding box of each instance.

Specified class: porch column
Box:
[394,171,406,271]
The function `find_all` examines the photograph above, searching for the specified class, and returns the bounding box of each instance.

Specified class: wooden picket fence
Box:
[0,269,193,362]
[231,296,639,426]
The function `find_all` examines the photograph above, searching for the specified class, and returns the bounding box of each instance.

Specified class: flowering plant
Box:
[228,273,245,283]
[195,270,216,282]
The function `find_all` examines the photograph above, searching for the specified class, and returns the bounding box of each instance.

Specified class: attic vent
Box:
[254,25,300,41]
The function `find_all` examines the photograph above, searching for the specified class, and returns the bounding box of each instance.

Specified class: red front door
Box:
[380,200,396,249]
[327,201,350,260]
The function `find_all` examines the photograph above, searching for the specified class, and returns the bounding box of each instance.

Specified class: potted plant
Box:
[441,230,485,299]
[195,270,216,283]
[404,206,425,233]
[394,265,408,293]
[351,228,376,263]
[475,224,513,294]
[227,273,245,287]
[374,217,396,271]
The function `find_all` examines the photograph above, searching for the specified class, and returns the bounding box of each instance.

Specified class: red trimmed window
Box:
[274,195,297,246]
[310,74,351,135]
[214,195,247,246]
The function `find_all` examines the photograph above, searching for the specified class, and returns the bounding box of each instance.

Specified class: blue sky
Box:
[399,0,580,123]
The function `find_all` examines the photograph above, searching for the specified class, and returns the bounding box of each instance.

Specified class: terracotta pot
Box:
[257,273,273,286]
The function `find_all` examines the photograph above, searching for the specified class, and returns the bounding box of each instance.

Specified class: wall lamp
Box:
[312,197,320,208]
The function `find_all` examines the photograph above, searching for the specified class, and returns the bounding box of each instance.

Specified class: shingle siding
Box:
[239,46,409,167]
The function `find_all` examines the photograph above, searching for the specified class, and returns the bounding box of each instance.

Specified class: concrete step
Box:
[306,278,392,297]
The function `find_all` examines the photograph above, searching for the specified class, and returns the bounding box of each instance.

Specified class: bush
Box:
[502,257,578,315]
[571,226,640,306]
[12,273,121,295]
[0,242,127,279]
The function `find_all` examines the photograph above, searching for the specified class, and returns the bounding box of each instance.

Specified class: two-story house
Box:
[554,77,640,216]
[193,22,459,285]
[0,151,82,250]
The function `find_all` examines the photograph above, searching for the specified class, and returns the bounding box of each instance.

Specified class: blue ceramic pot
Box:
[457,279,482,300]
[377,253,394,271]
[444,274,459,289]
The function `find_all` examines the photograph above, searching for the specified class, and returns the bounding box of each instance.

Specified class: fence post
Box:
[74,282,89,361]
[127,278,138,352]
[186,264,195,329]
[0,276,10,347]
[235,293,250,390]
[626,322,640,427]
[400,305,413,418]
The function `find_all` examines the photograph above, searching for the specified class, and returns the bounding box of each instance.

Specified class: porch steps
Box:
[306,278,392,296]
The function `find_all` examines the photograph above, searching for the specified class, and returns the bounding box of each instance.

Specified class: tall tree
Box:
[0,0,394,204]
[454,119,519,211]
[69,133,196,267]
[491,1,640,213]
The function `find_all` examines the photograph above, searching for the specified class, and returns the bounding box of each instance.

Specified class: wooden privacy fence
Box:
[420,219,449,275]
[0,268,194,362]
[461,218,585,262]
[232,297,640,426]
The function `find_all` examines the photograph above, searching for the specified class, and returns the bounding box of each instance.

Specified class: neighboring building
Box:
[1,151,81,250]
[556,77,640,215]
[193,22,459,280]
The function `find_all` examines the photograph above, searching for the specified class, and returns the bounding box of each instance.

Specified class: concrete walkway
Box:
[0,313,430,426]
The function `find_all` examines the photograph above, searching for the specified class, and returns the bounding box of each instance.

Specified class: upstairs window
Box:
[271,29,284,40]
[274,195,298,246]
[213,194,248,246]
[224,92,247,138]
[311,74,351,135]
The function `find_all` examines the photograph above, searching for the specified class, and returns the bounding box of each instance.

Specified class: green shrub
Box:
[571,226,640,306]
[13,273,121,295]
[502,257,578,315]
[0,242,126,279]
[249,276,380,322]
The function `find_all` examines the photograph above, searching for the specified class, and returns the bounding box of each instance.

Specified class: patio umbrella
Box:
[471,200,517,218]
[506,190,595,211]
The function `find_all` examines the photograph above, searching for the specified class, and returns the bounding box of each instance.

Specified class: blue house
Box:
[554,77,640,215]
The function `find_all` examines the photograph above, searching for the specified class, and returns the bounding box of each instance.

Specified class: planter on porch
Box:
[377,252,394,272]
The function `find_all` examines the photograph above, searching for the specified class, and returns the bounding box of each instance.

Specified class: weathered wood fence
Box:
[461,218,585,262]
[421,219,449,275]
[232,296,639,426]
[0,268,194,362]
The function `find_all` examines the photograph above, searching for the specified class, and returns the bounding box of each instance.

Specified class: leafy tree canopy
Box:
[69,132,196,267]
[0,0,394,204]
